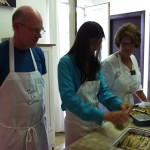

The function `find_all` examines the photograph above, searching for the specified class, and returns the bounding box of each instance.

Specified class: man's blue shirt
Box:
[0,40,46,86]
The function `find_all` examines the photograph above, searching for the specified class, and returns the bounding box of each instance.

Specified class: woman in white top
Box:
[101,23,149,104]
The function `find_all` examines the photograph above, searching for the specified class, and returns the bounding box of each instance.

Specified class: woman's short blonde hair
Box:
[114,23,141,48]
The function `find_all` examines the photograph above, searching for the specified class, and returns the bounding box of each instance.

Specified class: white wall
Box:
[0,0,49,44]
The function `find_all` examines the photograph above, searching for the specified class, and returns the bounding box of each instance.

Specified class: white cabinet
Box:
[40,44,56,150]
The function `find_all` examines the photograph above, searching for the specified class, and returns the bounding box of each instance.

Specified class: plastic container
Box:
[131,102,150,126]
[131,114,150,126]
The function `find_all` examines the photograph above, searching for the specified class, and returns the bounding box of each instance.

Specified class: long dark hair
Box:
[68,21,105,83]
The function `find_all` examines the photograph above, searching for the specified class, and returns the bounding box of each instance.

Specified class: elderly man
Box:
[0,5,49,150]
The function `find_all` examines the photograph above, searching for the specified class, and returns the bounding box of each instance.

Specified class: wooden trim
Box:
[37,44,56,47]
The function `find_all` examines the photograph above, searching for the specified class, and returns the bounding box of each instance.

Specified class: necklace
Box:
[130,70,136,75]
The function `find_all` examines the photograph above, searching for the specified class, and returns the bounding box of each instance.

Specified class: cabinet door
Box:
[42,47,55,149]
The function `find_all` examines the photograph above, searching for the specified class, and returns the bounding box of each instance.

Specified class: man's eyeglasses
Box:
[20,23,46,36]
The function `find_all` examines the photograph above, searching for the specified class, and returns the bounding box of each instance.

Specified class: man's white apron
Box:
[0,38,49,150]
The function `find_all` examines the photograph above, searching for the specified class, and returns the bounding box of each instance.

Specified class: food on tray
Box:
[131,104,150,116]
[117,132,150,150]
[113,128,150,150]
[130,102,150,126]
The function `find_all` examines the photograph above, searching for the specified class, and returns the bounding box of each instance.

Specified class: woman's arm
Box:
[135,90,149,102]
[58,56,104,125]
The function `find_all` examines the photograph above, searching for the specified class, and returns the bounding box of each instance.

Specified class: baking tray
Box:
[112,127,150,150]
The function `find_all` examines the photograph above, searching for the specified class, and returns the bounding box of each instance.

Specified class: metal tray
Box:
[112,127,150,150]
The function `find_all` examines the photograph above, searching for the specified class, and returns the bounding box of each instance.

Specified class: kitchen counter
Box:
[64,118,150,150]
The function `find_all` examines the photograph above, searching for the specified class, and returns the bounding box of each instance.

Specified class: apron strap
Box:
[118,54,135,71]
[0,121,39,150]
[9,38,15,72]
[26,127,39,150]
[117,54,123,72]
[30,48,38,71]
[9,38,38,72]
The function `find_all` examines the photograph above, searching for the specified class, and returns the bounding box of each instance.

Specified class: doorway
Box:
[110,11,145,103]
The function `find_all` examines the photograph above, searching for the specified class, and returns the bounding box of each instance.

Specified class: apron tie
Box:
[0,121,39,150]
[26,127,39,149]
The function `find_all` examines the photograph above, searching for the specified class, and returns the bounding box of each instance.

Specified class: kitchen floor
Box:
[55,132,65,150]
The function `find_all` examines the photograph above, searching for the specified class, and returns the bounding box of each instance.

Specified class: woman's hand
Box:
[120,102,133,114]
[103,111,129,126]
[102,102,133,128]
